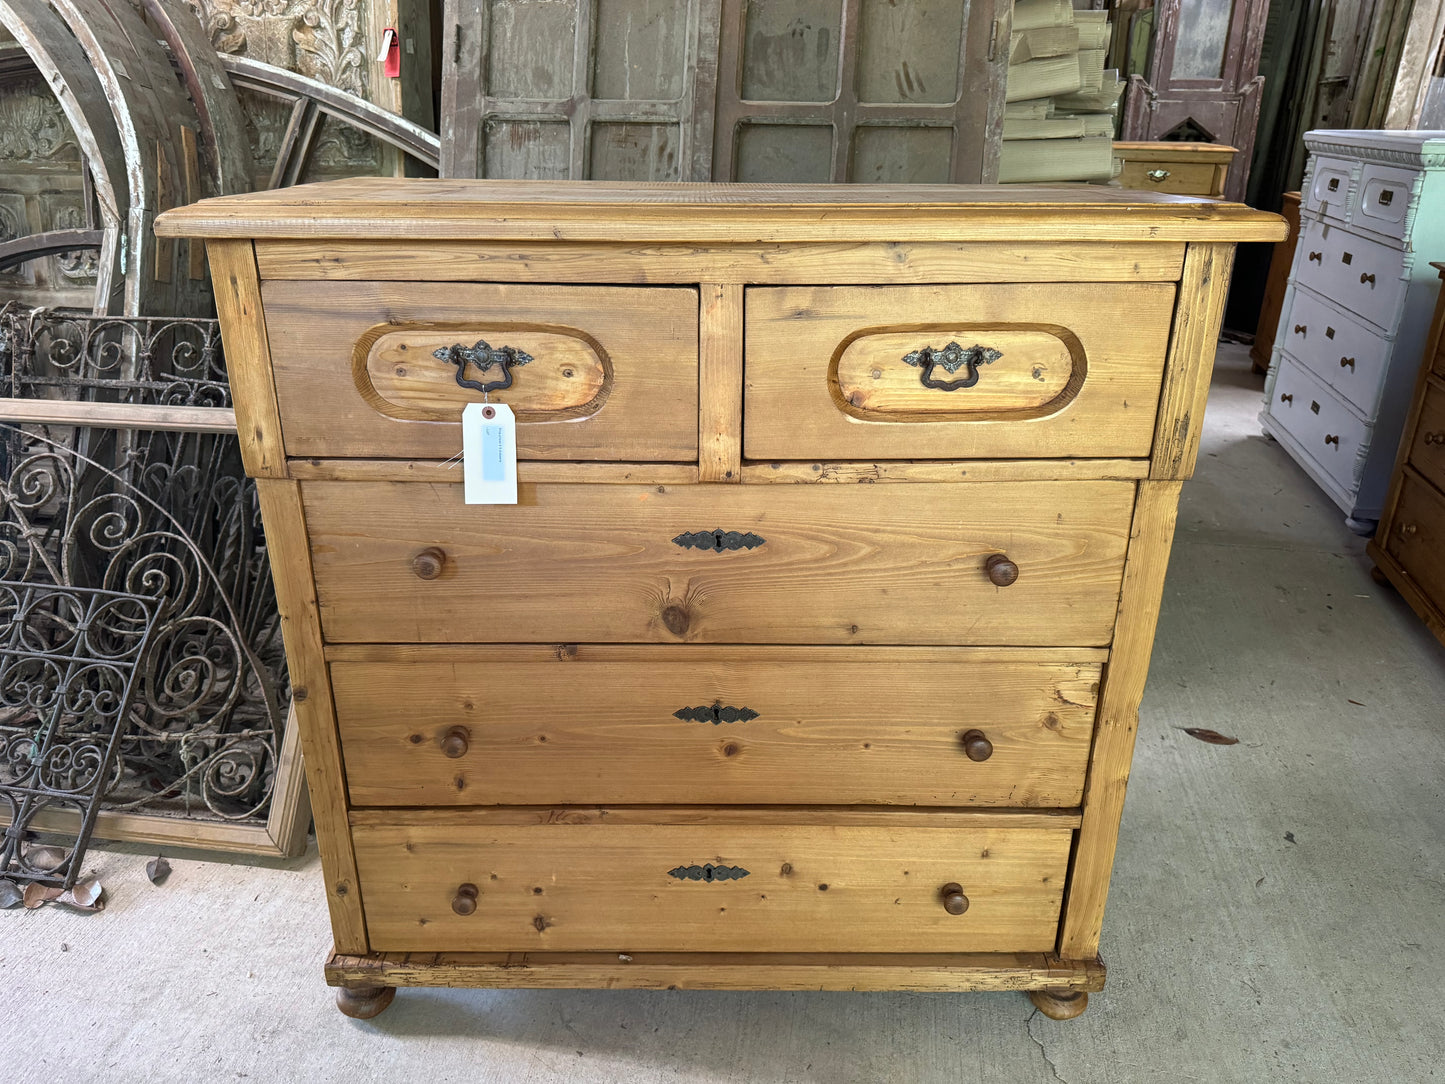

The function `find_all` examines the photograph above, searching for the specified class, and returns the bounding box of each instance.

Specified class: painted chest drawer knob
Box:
[1360,273,1376,286]
[451,883,480,916]
[1340,357,1356,370]
[984,553,1019,587]
[440,726,470,759]
[412,547,447,580]
[960,729,994,762]
[941,883,970,916]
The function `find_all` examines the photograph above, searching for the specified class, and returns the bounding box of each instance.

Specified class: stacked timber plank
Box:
[1000,0,1122,183]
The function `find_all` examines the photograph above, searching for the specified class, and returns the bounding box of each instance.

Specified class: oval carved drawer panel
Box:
[303,480,1134,645]
[354,822,1072,953]
[744,283,1176,460]
[259,281,699,461]
[331,648,1101,808]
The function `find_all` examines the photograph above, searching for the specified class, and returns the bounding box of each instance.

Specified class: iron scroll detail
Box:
[673,705,759,725]
[902,341,1003,391]
[434,339,533,395]
[672,529,765,552]
[668,864,751,882]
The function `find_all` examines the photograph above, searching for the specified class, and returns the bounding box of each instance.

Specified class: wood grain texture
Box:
[1150,243,1235,480]
[326,950,1106,992]
[346,807,1083,830]
[331,651,1099,807]
[288,459,700,485]
[353,822,1072,953]
[364,329,606,417]
[739,459,1149,483]
[261,281,699,461]
[1058,478,1182,958]
[154,179,1289,243]
[302,480,1134,645]
[699,283,742,482]
[205,241,286,477]
[253,239,1188,284]
[745,283,1176,461]
[254,478,366,952]
[0,398,236,433]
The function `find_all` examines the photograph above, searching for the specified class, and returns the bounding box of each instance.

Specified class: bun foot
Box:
[1028,988,1088,1020]
[336,984,396,1019]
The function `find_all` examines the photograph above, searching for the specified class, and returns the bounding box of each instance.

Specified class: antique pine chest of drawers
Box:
[157,181,1282,1020]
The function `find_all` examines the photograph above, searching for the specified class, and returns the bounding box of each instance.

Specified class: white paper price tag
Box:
[462,402,517,504]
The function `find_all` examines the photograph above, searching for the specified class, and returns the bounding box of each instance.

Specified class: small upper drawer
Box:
[354,820,1072,953]
[1354,163,1416,242]
[1116,159,1218,196]
[743,283,1175,461]
[1293,220,1404,331]
[259,281,699,461]
[1277,289,1393,415]
[1303,155,1354,219]
[1407,378,1445,483]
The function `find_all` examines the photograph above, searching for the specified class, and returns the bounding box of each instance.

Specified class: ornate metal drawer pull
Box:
[674,704,759,725]
[902,341,1002,391]
[672,529,765,552]
[1146,168,1170,182]
[668,863,750,882]
[433,339,533,395]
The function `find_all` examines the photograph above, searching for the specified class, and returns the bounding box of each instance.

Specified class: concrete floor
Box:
[3,344,1443,1083]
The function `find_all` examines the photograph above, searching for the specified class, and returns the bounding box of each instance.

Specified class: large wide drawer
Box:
[354,820,1072,953]
[1268,359,1369,493]
[260,281,699,461]
[1293,219,1404,331]
[304,480,1134,645]
[1277,288,1393,416]
[1408,378,1445,484]
[1386,471,1445,606]
[743,283,1176,460]
[331,648,1100,808]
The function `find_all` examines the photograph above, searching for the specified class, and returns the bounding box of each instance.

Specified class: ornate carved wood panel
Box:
[440,0,1007,182]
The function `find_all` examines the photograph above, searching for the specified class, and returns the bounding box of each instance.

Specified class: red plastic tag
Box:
[380,28,400,78]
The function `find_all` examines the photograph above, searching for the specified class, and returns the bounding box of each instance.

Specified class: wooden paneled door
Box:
[1119,0,1269,201]
[440,0,1008,182]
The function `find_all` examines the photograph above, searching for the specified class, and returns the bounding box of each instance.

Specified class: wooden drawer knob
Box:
[941,883,970,916]
[961,729,993,761]
[984,553,1019,587]
[1423,431,1445,445]
[412,547,446,580]
[440,725,470,759]
[451,883,480,916]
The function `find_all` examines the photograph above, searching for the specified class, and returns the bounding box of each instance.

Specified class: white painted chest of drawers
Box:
[1263,130,1445,531]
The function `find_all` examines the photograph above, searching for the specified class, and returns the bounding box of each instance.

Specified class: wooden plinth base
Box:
[1028,988,1089,1020]
[327,949,1105,995]
[336,984,396,1019]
